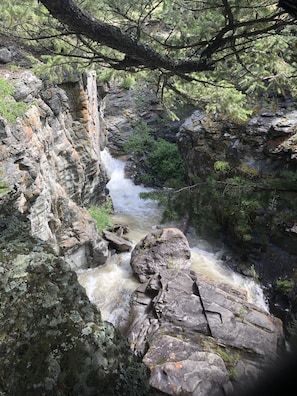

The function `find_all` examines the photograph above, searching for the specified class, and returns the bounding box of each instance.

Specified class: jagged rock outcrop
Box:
[177,109,297,180]
[0,60,160,396]
[126,229,285,396]
[0,68,109,269]
[177,110,297,281]
[0,197,152,396]
[104,82,172,158]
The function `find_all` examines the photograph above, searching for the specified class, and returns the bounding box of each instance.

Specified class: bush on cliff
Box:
[0,78,28,122]
[123,121,186,188]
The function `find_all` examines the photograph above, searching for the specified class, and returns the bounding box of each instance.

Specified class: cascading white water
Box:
[78,148,268,327]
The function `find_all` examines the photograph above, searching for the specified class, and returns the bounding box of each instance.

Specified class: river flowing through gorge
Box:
[77,148,269,328]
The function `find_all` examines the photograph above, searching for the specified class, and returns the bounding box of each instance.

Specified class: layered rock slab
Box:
[126,228,285,395]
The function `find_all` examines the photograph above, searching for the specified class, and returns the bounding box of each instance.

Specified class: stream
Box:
[77,148,269,328]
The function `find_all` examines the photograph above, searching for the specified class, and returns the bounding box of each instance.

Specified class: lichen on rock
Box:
[0,197,152,396]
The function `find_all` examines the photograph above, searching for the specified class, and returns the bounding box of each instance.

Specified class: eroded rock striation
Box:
[0,69,109,269]
[0,65,156,395]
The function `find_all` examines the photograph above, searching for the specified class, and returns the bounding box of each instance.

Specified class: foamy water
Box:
[77,149,268,325]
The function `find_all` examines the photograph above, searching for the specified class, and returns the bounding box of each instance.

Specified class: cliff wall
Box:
[0,69,109,269]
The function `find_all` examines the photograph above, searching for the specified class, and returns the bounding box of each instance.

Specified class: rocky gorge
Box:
[0,42,295,395]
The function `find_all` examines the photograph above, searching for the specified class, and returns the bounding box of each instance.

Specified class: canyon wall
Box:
[0,67,155,395]
[0,69,109,269]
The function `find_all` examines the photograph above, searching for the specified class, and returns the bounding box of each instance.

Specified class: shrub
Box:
[275,279,294,295]
[0,78,28,122]
[120,76,135,90]
[214,160,230,174]
[146,139,186,188]
[87,201,113,232]
[123,121,155,154]
[124,121,186,188]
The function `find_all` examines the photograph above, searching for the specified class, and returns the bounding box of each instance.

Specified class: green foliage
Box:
[123,122,155,154]
[0,1,296,121]
[120,76,135,90]
[146,140,186,187]
[0,78,28,122]
[123,121,186,188]
[33,60,81,85]
[158,159,297,246]
[275,278,294,295]
[87,201,113,232]
[214,161,231,174]
[215,347,239,381]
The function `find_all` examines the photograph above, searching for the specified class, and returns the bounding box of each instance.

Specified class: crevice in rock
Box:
[192,280,212,337]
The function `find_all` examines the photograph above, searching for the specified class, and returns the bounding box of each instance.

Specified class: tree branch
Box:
[39,0,213,74]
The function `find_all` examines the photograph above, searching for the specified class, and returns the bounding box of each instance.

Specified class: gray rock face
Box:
[177,108,297,282]
[0,47,12,63]
[144,336,230,396]
[0,69,109,269]
[130,227,192,282]
[126,236,285,396]
[178,109,297,180]
[0,200,152,396]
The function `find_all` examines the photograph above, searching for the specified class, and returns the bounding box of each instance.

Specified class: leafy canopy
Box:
[1,1,297,120]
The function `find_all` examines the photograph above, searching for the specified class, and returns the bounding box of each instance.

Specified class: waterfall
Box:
[77,148,268,327]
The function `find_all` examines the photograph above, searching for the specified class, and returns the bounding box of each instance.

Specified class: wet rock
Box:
[102,229,134,252]
[125,269,285,396]
[130,227,191,282]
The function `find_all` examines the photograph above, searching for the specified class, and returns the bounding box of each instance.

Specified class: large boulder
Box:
[125,269,284,396]
[130,227,191,282]
[0,47,12,63]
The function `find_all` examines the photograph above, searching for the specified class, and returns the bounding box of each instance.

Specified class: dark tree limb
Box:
[38,0,213,74]
[38,0,287,76]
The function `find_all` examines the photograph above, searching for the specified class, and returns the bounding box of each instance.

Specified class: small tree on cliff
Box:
[1,0,297,120]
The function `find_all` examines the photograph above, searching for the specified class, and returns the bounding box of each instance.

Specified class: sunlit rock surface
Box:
[126,231,285,396]
[0,69,109,269]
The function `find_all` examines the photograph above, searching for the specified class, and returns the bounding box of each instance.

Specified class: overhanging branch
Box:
[38,0,292,77]
[39,0,213,73]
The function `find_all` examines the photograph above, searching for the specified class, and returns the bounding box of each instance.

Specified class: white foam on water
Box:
[77,148,269,324]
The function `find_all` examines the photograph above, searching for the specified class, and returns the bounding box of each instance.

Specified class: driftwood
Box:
[102,224,133,252]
